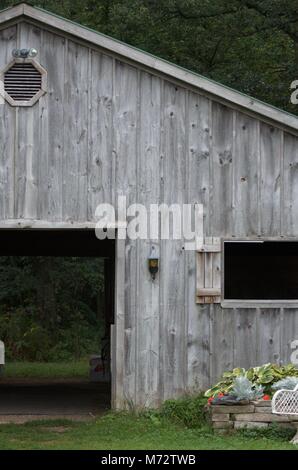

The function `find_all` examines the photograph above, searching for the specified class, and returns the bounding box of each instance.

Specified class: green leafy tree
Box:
[0,257,104,361]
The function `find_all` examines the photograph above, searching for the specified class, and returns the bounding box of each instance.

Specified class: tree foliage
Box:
[0,257,104,361]
[0,0,296,113]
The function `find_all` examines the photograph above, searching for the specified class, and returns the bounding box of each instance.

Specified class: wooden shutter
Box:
[196,237,221,304]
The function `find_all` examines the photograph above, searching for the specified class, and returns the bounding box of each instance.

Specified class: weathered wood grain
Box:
[39,29,65,220]
[234,309,257,369]
[210,305,234,384]
[15,23,42,219]
[63,39,89,222]
[283,133,298,236]
[204,239,213,304]
[186,93,212,390]
[280,309,298,366]
[160,81,187,400]
[0,26,16,219]
[136,72,161,407]
[260,123,282,236]
[233,113,259,236]
[187,303,211,392]
[257,309,281,365]
[187,92,210,229]
[114,60,138,405]
[88,51,113,218]
[211,103,234,236]
[113,238,126,409]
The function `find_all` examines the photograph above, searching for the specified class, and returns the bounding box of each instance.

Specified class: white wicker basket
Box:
[272,384,298,416]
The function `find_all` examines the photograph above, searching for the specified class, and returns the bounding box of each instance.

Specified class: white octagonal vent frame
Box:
[0,58,47,107]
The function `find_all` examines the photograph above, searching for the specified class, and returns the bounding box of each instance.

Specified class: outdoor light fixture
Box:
[148,246,159,280]
[12,48,38,59]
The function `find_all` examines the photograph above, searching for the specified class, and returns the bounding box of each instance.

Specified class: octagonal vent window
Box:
[0,59,47,107]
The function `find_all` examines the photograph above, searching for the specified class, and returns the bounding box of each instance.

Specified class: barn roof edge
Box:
[0,2,297,133]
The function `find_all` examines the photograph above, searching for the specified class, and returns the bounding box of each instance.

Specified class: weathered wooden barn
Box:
[0,3,298,409]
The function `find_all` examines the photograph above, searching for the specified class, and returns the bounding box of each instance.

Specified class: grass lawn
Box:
[0,413,297,450]
[1,365,297,450]
[3,361,89,379]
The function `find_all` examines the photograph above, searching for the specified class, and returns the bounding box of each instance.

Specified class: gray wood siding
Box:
[0,25,16,219]
[0,22,298,407]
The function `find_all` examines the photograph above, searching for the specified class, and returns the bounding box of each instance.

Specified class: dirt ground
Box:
[0,379,110,423]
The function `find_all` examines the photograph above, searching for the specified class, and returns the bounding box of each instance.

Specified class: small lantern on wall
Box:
[148,245,159,280]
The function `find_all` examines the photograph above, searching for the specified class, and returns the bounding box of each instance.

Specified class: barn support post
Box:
[111,236,126,409]
[103,257,115,337]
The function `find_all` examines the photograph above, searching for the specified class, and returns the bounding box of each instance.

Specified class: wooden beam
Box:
[112,237,125,409]
[197,244,221,253]
[0,219,126,230]
[197,288,221,297]
[0,3,24,23]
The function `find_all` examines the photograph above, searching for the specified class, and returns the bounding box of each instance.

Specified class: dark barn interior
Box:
[0,230,115,422]
[224,241,298,300]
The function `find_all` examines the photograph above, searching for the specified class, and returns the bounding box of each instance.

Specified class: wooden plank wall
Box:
[0,25,16,219]
[0,22,298,407]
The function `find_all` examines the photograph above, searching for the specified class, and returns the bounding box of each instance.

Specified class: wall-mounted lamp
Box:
[12,48,38,59]
[148,245,159,281]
